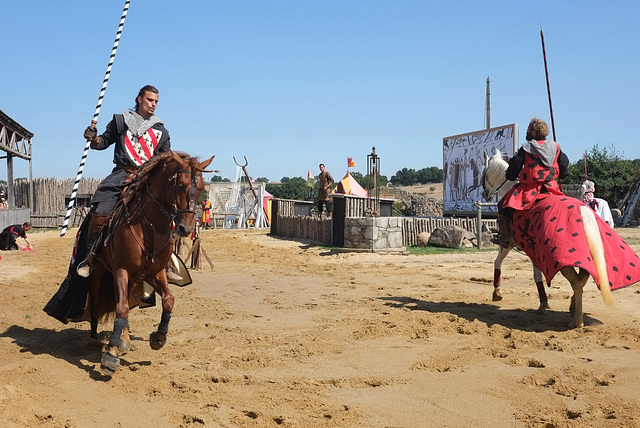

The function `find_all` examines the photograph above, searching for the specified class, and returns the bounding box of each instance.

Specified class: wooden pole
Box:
[540,25,557,141]
[61,0,131,236]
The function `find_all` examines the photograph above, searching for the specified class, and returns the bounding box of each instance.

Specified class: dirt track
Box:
[2,227,640,427]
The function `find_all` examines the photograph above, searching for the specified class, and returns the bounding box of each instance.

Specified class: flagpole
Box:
[60,0,131,237]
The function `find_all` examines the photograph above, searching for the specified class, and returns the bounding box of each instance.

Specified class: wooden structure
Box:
[0,109,33,210]
[270,196,489,248]
[1,177,101,228]
[619,177,640,227]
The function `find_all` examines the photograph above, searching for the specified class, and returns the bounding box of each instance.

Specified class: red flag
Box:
[347,157,356,167]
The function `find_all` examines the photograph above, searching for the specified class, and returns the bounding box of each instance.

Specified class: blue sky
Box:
[1,1,638,182]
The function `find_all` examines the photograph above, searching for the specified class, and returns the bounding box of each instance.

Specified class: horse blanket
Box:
[511,195,640,289]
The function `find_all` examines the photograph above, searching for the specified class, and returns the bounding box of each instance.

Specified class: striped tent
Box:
[333,172,367,197]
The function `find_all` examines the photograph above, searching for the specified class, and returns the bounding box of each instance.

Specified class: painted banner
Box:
[443,124,517,215]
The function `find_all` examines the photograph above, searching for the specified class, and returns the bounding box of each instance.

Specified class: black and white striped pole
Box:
[60,0,131,237]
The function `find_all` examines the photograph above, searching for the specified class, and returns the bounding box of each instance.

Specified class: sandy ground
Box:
[2,226,640,427]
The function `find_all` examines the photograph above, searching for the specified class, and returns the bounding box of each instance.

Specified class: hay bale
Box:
[417,231,430,246]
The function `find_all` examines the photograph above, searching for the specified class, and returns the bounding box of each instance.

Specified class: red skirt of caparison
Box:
[511,194,640,290]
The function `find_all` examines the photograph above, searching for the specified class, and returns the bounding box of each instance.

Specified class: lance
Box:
[584,152,588,176]
[60,0,131,237]
[540,25,557,141]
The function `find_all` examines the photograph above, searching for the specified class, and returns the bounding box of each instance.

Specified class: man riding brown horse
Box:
[77,85,171,277]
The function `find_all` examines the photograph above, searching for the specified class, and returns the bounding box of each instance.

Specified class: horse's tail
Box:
[581,205,614,307]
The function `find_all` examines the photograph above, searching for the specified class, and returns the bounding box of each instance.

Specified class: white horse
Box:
[481,149,613,328]
[481,149,550,314]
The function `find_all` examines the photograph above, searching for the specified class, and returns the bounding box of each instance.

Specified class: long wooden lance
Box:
[60,0,131,237]
[540,25,557,141]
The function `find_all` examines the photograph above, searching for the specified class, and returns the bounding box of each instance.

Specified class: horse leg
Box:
[119,320,131,353]
[492,245,510,301]
[561,267,590,328]
[101,268,130,375]
[150,271,175,350]
[533,265,550,314]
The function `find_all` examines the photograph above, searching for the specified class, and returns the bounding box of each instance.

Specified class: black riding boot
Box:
[77,214,107,277]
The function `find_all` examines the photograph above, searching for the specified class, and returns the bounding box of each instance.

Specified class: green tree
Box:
[416,166,443,183]
[390,168,417,186]
[361,173,388,187]
[350,171,364,182]
[210,175,225,182]
[255,177,269,183]
[566,144,640,206]
[266,177,309,200]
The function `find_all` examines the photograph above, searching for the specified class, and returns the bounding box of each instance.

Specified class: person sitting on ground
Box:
[0,222,33,251]
[496,117,570,247]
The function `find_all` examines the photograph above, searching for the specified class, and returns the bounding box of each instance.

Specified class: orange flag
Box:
[347,157,356,167]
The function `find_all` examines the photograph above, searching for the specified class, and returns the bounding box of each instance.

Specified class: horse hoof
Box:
[120,339,131,353]
[100,351,120,375]
[149,331,166,350]
[492,289,503,301]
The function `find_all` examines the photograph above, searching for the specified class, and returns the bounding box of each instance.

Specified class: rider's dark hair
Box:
[134,85,159,111]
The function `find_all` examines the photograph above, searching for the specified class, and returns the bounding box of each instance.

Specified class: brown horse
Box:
[88,151,213,374]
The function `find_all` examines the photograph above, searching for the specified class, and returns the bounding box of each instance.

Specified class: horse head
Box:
[482,148,510,202]
[168,152,215,237]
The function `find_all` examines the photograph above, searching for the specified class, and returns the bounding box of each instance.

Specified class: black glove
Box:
[83,126,98,142]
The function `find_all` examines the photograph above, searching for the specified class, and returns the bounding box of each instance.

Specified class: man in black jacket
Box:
[77,85,171,277]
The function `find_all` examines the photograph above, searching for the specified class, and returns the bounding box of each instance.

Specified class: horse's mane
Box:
[121,151,194,201]
[483,151,515,201]
[487,153,508,181]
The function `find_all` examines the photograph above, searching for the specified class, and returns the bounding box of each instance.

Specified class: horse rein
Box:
[128,164,201,283]
[143,166,201,226]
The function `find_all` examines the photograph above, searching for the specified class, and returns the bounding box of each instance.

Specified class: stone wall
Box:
[343,217,404,251]
[385,187,443,216]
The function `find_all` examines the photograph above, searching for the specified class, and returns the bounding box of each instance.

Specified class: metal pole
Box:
[60,0,131,236]
[540,25,556,141]
[476,202,482,249]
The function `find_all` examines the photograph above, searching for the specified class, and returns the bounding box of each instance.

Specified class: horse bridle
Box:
[143,165,201,226]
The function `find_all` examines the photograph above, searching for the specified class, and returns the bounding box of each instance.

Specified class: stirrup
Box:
[77,260,92,278]
[166,270,183,282]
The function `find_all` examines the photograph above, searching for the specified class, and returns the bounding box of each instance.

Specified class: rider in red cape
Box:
[511,197,640,289]
[499,117,640,290]
[77,85,171,277]
[496,117,569,247]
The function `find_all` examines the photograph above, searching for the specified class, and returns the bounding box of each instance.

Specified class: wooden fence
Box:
[0,178,101,228]
[271,198,497,247]
[272,216,333,245]
[401,216,497,247]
